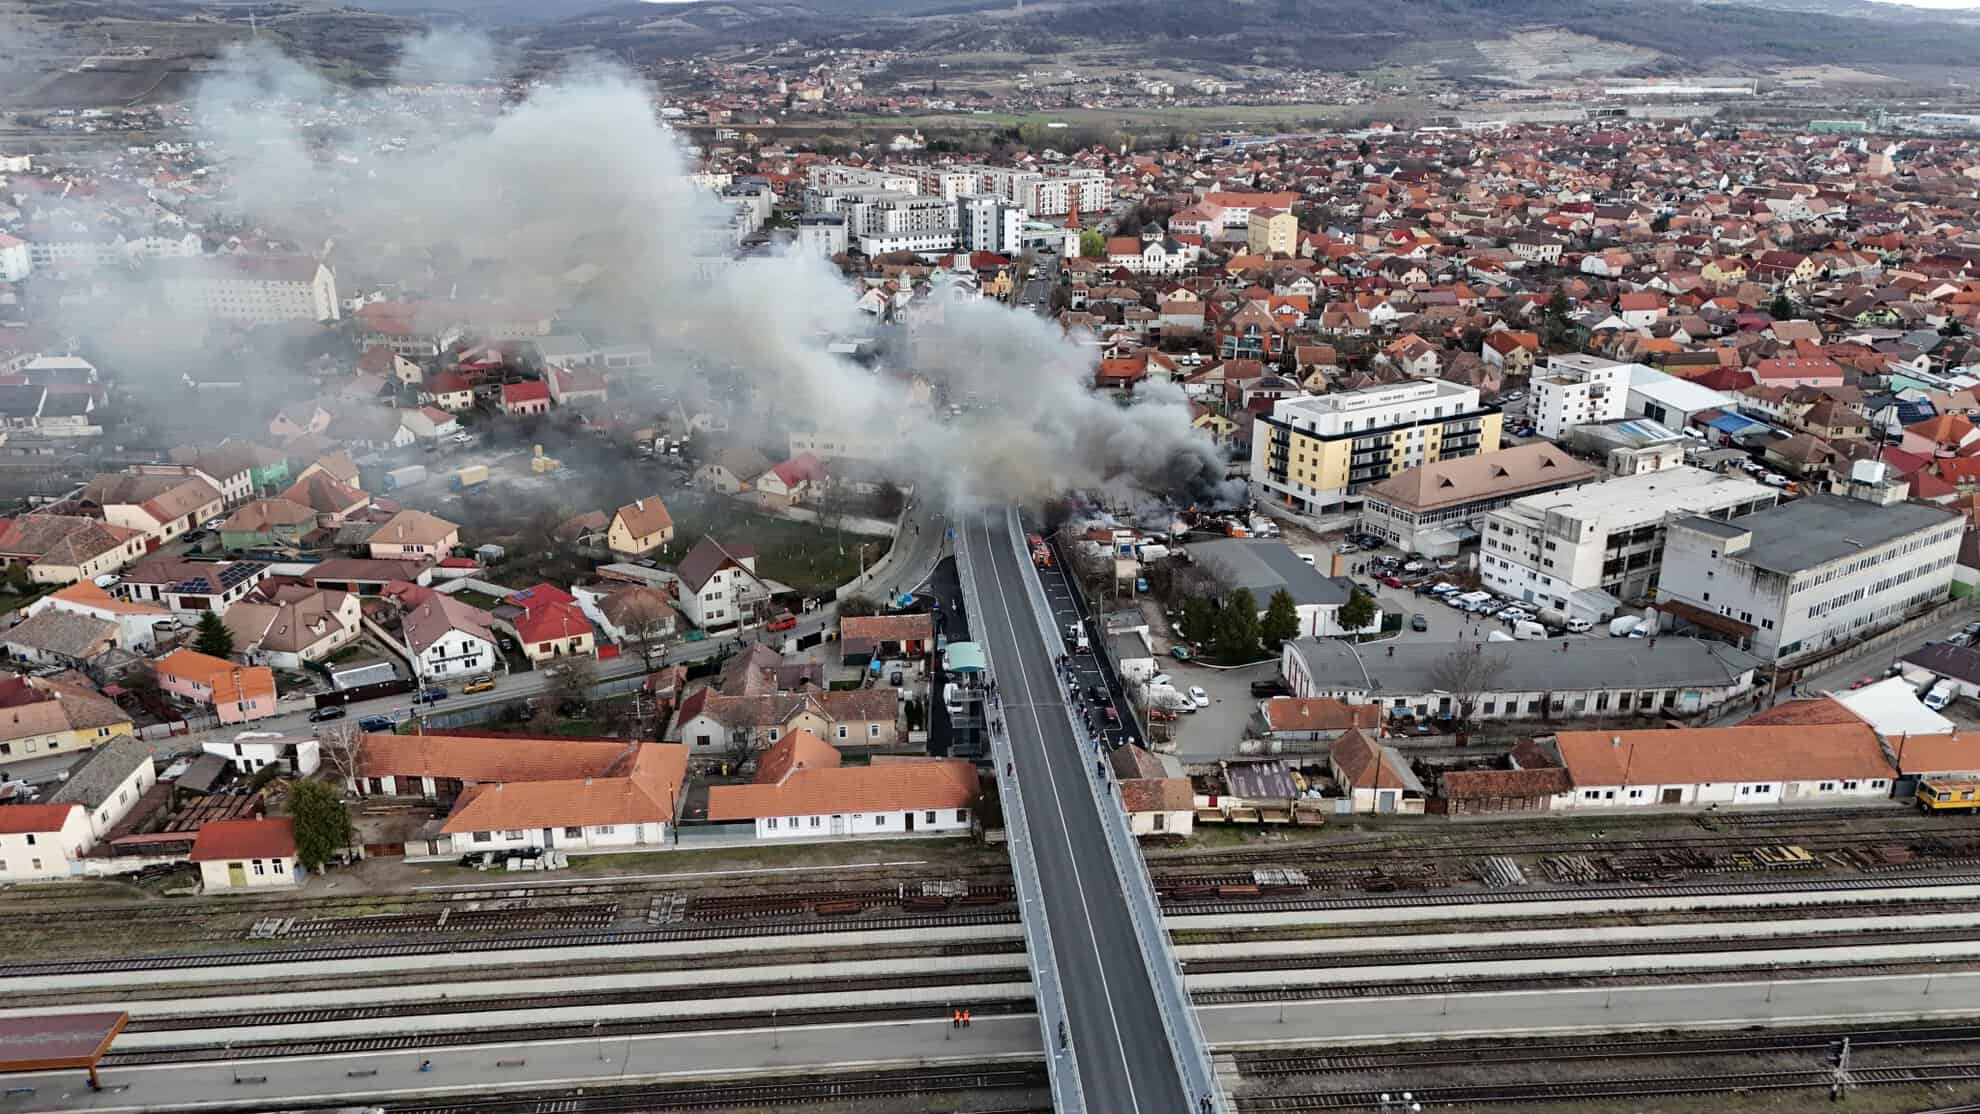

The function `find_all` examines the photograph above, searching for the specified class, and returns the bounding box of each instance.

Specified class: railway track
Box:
[383,1066,1049,1113]
[126,970,1028,1032]
[1234,1061,1980,1110]
[1155,824,1969,871]
[0,910,1022,979]
[1184,924,1980,974]
[99,1000,1039,1065]
[1192,955,1972,1005]
[1164,870,1980,916]
[1236,1024,1980,1076]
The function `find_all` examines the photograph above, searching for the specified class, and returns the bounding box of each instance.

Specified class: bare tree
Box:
[317,723,368,784]
[1425,647,1510,744]
[617,595,674,673]
[724,728,756,776]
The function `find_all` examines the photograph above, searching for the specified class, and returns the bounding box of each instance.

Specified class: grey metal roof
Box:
[48,735,153,810]
[1692,494,1959,574]
[1187,539,1353,608]
[1901,641,1980,687]
[1287,636,1763,696]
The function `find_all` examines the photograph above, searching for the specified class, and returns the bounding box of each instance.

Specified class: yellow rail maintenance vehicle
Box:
[1916,778,1980,814]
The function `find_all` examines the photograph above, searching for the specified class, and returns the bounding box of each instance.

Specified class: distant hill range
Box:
[14,0,1980,99]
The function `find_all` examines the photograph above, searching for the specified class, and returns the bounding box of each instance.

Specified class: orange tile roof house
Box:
[153,648,277,725]
[348,732,689,858]
[1547,723,1894,809]
[706,731,977,841]
[440,743,687,857]
[190,817,297,890]
[1258,697,1382,744]
[607,497,674,559]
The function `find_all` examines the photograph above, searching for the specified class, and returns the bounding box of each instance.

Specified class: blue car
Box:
[415,687,448,705]
[358,715,395,732]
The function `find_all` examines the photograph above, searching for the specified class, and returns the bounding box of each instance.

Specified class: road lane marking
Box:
[976,517,1145,1113]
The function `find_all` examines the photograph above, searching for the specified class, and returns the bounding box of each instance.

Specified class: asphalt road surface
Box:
[961,512,1192,1114]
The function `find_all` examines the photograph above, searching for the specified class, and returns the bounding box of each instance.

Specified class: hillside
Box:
[517,0,1980,78]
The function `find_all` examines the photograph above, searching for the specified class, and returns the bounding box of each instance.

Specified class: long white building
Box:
[1482,464,1776,620]
[1657,467,1963,664]
[162,256,340,323]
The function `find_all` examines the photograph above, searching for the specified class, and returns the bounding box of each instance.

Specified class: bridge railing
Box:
[998,504,1229,1114]
[954,524,1087,1114]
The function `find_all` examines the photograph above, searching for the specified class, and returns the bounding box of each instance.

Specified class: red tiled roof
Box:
[0,802,80,834]
[189,816,295,861]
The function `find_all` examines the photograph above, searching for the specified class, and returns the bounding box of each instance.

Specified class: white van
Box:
[1455,591,1494,612]
[1609,615,1642,637]
[1565,617,1593,634]
[1925,679,1956,712]
[1513,619,1548,640]
[944,682,963,715]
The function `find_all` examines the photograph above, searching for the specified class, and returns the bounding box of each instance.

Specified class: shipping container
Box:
[385,464,428,490]
[453,464,490,489]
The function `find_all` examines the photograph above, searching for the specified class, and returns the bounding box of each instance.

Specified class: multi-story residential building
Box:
[674,536,770,631]
[0,233,29,282]
[162,256,339,323]
[1530,354,1636,439]
[802,163,918,204]
[1657,466,1963,664]
[956,194,1026,255]
[950,165,1110,216]
[834,190,956,256]
[1253,379,1501,515]
[400,594,500,681]
[795,213,848,258]
[1246,208,1299,256]
[912,167,978,201]
[1482,465,1777,620]
[1358,443,1602,554]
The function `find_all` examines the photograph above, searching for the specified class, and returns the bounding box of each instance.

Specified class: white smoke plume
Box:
[183,35,1237,510]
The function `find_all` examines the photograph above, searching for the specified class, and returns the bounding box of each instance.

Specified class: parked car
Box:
[1151,673,1172,688]
[1250,679,1290,697]
[415,687,448,705]
[767,612,798,632]
[1170,645,1193,660]
[1102,706,1121,726]
[308,705,346,723]
[462,675,497,695]
[1087,684,1106,703]
[358,715,395,732]
[1381,575,1404,588]
[1188,685,1210,708]
[1411,613,1428,632]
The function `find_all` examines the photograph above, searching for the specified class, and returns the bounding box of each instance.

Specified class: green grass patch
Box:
[448,589,510,610]
[658,498,869,595]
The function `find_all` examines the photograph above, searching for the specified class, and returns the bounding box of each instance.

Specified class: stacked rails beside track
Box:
[1182,924,1980,974]
[122,969,1030,1032]
[383,1066,1051,1113]
[1234,1063,1980,1110]
[1235,1024,1980,1076]
[0,909,1022,979]
[1163,872,1980,916]
[98,999,1041,1065]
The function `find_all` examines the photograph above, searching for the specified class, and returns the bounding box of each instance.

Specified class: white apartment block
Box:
[0,234,29,282]
[163,257,340,323]
[796,214,849,258]
[1657,473,1963,664]
[914,167,978,201]
[803,164,918,208]
[950,165,1111,216]
[837,190,956,256]
[956,194,1027,254]
[1530,354,1636,439]
[1481,465,1778,621]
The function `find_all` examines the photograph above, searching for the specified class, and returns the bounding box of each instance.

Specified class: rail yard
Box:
[5,810,1980,1111]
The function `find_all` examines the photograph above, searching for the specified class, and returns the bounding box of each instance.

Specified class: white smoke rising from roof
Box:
[189,35,1237,510]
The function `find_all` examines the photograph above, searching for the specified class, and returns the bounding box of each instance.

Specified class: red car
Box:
[767,613,798,632]
[1381,575,1404,588]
